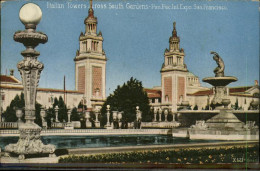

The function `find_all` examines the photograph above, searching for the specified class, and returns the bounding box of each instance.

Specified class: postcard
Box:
[0,0,259,170]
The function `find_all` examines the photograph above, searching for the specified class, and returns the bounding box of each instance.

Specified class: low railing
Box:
[0,122,18,129]
[51,121,81,128]
[0,128,170,136]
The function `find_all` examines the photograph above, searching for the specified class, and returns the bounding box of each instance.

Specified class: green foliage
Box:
[51,96,68,122]
[231,98,242,110]
[59,145,259,164]
[2,92,42,126]
[2,94,23,122]
[34,102,43,127]
[71,107,80,121]
[78,101,87,112]
[193,105,198,110]
[100,77,151,126]
[204,105,210,110]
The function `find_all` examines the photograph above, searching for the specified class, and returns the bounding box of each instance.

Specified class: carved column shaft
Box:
[212,86,227,107]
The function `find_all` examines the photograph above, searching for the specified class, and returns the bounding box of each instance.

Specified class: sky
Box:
[1,0,259,96]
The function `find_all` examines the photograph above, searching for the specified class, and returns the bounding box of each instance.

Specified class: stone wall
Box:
[176,111,259,127]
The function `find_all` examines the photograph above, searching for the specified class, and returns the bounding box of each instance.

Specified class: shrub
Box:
[59,145,259,164]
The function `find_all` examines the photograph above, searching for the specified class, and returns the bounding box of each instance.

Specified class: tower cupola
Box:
[169,22,180,52]
[84,0,97,35]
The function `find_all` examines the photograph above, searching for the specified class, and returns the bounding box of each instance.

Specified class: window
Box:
[1,94,5,101]
[95,88,100,97]
[165,95,169,102]
[177,56,181,65]
[168,57,173,65]
[48,96,54,103]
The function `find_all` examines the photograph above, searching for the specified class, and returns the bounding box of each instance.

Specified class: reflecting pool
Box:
[0,135,223,150]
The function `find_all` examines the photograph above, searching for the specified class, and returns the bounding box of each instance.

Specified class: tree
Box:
[231,98,242,110]
[2,92,42,126]
[71,107,80,121]
[58,96,67,122]
[2,94,24,122]
[100,77,151,126]
[78,101,87,112]
[193,105,198,110]
[51,96,68,122]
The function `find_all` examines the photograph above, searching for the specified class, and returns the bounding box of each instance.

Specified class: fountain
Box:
[188,52,259,140]
[4,3,56,160]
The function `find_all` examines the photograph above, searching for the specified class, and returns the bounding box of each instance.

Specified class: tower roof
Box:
[172,22,177,37]
[84,0,97,24]
[170,22,179,41]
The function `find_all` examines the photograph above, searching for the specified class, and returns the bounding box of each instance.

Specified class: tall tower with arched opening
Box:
[74,0,107,111]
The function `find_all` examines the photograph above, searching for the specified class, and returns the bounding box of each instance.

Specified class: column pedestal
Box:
[5,122,55,160]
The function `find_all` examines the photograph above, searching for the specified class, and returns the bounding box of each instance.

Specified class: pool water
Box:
[0,135,222,150]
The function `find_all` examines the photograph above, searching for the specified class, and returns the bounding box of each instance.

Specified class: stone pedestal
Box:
[105,125,113,129]
[188,108,259,140]
[186,52,258,140]
[94,121,100,128]
[86,121,92,128]
[5,122,55,160]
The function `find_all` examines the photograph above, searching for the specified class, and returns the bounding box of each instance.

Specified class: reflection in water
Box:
[154,137,158,144]
[0,134,224,150]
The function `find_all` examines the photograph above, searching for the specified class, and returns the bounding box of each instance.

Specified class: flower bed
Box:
[59,145,259,164]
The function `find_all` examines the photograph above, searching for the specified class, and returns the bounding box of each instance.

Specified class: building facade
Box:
[146,22,259,113]
[74,0,107,111]
[159,22,209,112]
[0,72,83,113]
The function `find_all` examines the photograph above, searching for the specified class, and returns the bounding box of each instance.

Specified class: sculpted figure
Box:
[211,51,225,77]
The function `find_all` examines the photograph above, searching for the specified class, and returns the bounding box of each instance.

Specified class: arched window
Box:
[165,95,169,102]
[95,88,100,97]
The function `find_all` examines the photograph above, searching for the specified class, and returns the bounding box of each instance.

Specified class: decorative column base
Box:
[86,121,92,128]
[4,122,56,160]
[95,121,100,128]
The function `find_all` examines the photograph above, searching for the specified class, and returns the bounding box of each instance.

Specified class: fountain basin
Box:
[203,76,237,86]
[0,134,234,151]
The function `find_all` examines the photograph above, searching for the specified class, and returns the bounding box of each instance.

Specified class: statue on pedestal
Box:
[211,51,225,77]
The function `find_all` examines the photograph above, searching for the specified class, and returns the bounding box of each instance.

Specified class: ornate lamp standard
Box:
[4,3,55,160]
[158,108,162,122]
[164,109,168,122]
[118,112,123,129]
[54,106,59,122]
[106,105,110,126]
[153,108,157,122]
[85,111,91,128]
[16,108,24,124]
[40,107,47,129]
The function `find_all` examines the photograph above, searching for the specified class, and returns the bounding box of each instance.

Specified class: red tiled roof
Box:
[144,88,161,98]
[0,85,83,94]
[0,75,19,83]
[229,86,253,93]
[188,89,214,96]
[189,86,256,96]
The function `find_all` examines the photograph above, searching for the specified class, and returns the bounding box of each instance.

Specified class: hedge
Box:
[59,145,259,164]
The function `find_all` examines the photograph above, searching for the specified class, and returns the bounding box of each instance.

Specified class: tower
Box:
[74,0,107,110]
[161,22,188,112]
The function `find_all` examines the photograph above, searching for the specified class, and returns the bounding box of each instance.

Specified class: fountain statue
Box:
[4,3,56,160]
[188,52,259,140]
[211,51,225,77]
[203,52,237,109]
